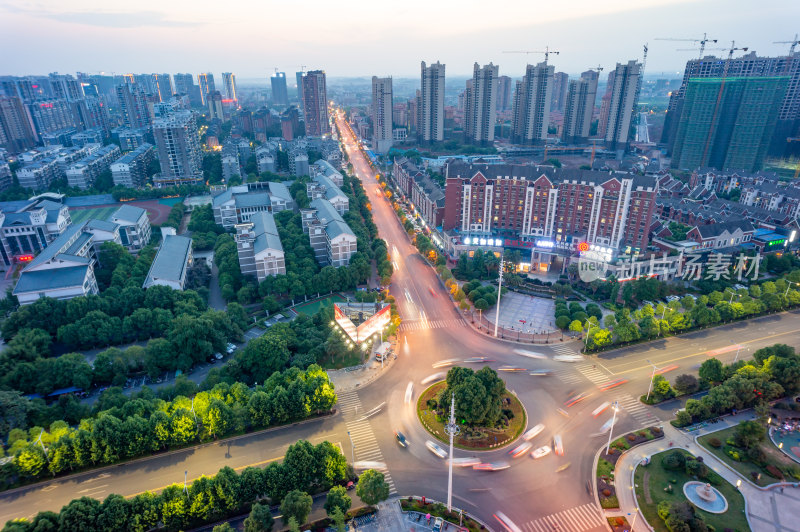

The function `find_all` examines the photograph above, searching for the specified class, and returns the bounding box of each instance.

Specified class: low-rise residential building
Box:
[301,198,357,267]
[0,159,11,192]
[393,157,425,197]
[110,143,155,188]
[212,183,294,229]
[12,222,100,304]
[109,204,152,251]
[65,144,120,189]
[70,129,104,147]
[0,195,72,268]
[143,234,193,290]
[310,159,344,187]
[686,220,755,250]
[222,154,240,181]
[307,173,349,214]
[410,171,445,229]
[235,212,286,281]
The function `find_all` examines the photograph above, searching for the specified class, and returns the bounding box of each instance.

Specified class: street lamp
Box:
[785,281,796,297]
[444,392,460,512]
[606,402,620,455]
[645,360,662,402]
[347,431,355,463]
[734,344,749,363]
[494,254,505,338]
[183,470,189,494]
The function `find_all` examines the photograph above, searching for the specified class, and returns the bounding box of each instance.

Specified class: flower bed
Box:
[400,498,485,532]
[596,426,664,509]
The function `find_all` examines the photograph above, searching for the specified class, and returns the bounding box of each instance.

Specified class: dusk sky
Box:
[1,0,798,80]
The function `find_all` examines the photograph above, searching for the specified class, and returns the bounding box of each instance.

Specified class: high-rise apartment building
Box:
[271,72,289,106]
[562,70,599,144]
[604,60,642,151]
[551,72,569,112]
[418,61,446,144]
[671,76,789,172]
[116,84,151,129]
[302,70,330,136]
[496,75,512,112]
[152,111,202,185]
[662,51,800,155]
[296,72,304,108]
[152,74,173,102]
[207,91,225,120]
[197,73,215,106]
[371,76,393,153]
[173,73,194,96]
[464,63,499,145]
[27,99,75,135]
[511,62,554,145]
[0,95,37,152]
[49,74,83,101]
[222,72,237,103]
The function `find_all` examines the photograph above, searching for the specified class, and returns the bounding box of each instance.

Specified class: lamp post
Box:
[347,431,355,463]
[630,510,639,531]
[785,281,796,297]
[35,429,49,462]
[183,470,188,495]
[645,360,661,402]
[606,402,620,455]
[494,254,505,337]
[734,344,748,363]
[444,392,461,512]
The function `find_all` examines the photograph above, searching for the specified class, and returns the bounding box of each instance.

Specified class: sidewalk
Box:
[327,342,399,393]
[611,413,800,532]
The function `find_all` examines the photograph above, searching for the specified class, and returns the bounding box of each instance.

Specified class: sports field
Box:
[294,294,346,316]
[69,206,118,224]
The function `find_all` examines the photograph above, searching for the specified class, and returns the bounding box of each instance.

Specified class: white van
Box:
[375,342,391,361]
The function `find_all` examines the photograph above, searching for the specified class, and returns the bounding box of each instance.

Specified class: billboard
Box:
[334,303,391,344]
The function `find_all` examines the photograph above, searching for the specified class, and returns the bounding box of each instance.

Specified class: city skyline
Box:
[1,0,797,78]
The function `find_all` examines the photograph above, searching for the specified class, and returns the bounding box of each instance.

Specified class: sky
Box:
[1,0,798,80]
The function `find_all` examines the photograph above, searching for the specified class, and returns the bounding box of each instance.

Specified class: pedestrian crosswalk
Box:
[522,503,606,532]
[614,392,661,427]
[550,343,579,356]
[398,318,467,332]
[336,390,397,495]
[577,364,612,386]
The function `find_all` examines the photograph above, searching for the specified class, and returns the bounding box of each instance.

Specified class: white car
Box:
[421,373,446,385]
[531,445,552,459]
[522,423,545,441]
[553,354,582,363]
[451,457,480,467]
[426,440,447,459]
[553,434,564,456]
[404,382,414,404]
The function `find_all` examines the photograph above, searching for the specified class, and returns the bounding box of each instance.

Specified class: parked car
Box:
[226,343,236,354]
[214,352,223,360]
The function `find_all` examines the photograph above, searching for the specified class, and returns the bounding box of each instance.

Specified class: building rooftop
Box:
[14,266,90,294]
[310,198,345,225]
[250,212,284,255]
[85,218,120,233]
[143,235,192,288]
[26,222,87,269]
[112,204,147,224]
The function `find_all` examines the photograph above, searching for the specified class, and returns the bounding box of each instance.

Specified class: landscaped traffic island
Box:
[416,367,526,450]
[634,449,749,532]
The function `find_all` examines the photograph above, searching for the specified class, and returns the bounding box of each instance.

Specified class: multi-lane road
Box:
[2,114,800,531]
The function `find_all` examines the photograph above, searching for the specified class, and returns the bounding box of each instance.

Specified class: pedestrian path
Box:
[576,363,611,386]
[521,503,606,532]
[613,393,661,427]
[398,318,467,332]
[552,368,585,386]
[337,390,397,495]
[550,343,579,355]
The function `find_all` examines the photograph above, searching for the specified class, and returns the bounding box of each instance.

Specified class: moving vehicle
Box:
[556,462,572,472]
[531,445,552,459]
[426,440,447,459]
[599,378,628,391]
[498,365,526,372]
[598,417,616,435]
[553,434,564,456]
[494,512,523,532]
[592,402,611,417]
[473,461,510,471]
[404,382,414,404]
[528,369,553,376]
[463,357,495,364]
[395,430,408,448]
[432,358,460,368]
[421,373,446,385]
[564,392,590,407]
[554,354,582,362]
[508,442,532,458]
[451,457,481,467]
[522,423,545,441]
[513,349,546,359]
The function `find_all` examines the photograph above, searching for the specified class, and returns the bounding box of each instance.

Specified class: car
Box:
[666,295,680,302]
[421,373,446,385]
[463,357,495,364]
[426,440,447,458]
[556,462,572,473]
[432,517,443,532]
[450,457,481,467]
[214,352,223,360]
[432,358,460,368]
[473,461,510,471]
[592,402,611,417]
[642,300,655,308]
[564,392,590,407]
[226,343,236,355]
[528,369,553,376]
[404,382,414,404]
[599,378,628,391]
[395,430,408,448]
[553,434,564,456]
[508,442,532,458]
[553,354,583,363]
[522,423,545,441]
[531,445,552,459]
[733,284,746,291]
[498,365,526,372]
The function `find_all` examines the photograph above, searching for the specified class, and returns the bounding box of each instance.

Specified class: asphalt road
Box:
[3,115,799,531]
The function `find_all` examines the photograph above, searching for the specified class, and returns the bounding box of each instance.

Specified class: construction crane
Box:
[642,43,649,75]
[773,34,799,54]
[700,41,749,164]
[676,47,727,53]
[590,64,604,74]
[655,33,717,58]
[502,46,560,63]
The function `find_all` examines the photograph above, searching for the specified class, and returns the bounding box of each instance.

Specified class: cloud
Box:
[1,3,202,28]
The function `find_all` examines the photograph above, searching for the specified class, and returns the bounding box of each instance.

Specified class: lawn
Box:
[294,294,346,316]
[317,348,366,370]
[416,381,526,450]
[698,425,800,487]
[634,449,750,532]
[69,206,118,224]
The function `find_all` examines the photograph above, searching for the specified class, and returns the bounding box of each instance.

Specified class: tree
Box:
[699,358,724,384]
[733,420,766,449]
[280,490,313,525]
[324,485,352,517]
[555,315,570,329]
[15,443,47,477]
[213,524,235,532]
[244,502,274,532]
[0,391,32,442]
[59,497,101,531]
[97,494,131,531]
[330,507,347,532]
[238,335,290,384]
[356,469,390,506]
[569,320,583,333]
[673,374,699,395]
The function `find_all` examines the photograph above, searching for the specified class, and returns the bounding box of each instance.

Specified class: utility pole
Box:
[605,402,620,455]
[494,254,505,337]
[183,470,188,495]
[347,431,355,463]
[444,392,461,512]
[35,429,49,462]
